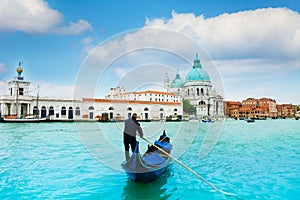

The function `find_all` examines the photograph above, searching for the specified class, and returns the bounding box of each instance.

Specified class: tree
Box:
[183,98,196,114]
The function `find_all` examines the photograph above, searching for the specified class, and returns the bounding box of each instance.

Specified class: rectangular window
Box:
[19,88,24,95]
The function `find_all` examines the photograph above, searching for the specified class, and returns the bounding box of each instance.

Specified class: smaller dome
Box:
[170,70,184,88]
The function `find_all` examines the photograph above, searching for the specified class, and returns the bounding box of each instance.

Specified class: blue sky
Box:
[0,0,300,104]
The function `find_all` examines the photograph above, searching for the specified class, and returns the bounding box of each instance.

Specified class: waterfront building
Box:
[241,97,277,118]
[225,98,296,119]
[276,104,295,118]
[258,97,277,117]
[224,101,242,119]
[0,65,182,121]
[169,54,224,118]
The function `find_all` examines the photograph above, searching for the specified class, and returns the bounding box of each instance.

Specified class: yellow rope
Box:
[141,137,235,196]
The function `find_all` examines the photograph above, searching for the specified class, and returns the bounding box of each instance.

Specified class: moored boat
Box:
[121,131,172,183]
[246,118,255,123]
[0,116,46,123]
[202,118,214,123]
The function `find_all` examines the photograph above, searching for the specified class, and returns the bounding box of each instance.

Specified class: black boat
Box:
[121,131,172,183]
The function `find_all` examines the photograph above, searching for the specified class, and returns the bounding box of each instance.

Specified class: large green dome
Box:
[171,70,184,88]
[185,54,210,82]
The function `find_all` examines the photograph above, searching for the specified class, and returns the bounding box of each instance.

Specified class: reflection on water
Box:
[122,168,172,200]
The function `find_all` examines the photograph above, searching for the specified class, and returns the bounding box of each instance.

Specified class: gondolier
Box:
[123,113,143,161]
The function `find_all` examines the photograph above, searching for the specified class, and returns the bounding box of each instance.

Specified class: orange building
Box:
[224,101,242,119]
[258,98,277,118]
[240,98,277,118]
[225,98,296,119]
[277,104,295,118]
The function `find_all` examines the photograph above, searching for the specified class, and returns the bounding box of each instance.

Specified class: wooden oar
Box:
[141,137,235,196]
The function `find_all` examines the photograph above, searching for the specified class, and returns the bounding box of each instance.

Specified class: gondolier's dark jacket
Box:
[123,118,143,138]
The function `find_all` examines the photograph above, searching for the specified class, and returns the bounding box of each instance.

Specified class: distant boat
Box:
[121,131,172,183]
[246,118,255,123]
[202,119,214,123]
[0,115,46,123]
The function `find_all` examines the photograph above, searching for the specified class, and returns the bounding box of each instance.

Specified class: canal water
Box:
[0,119,299,199]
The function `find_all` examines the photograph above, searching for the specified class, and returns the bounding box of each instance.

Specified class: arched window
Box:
[199,100,206,105]
[201,88,204,95]
[174,108,177,112]
[197,88,200,96]
[61,106,66,116]
[187,89,190,96]
[159,108,164,120]
[41,106,47,118]
[33,106,39,116]
[88,106,94,119]
[49,106,54,116]
[127,107,132,111]
[75,107,80,116]
[144,108,149,120]
[68,107,73,119]
[89,106,94,110]
[108,107,114,119]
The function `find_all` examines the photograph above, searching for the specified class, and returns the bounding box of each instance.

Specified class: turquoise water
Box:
[0,120,299,199]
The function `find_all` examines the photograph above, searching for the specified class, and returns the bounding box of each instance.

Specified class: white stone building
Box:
[169,54,224,118]
[0,65,182,121]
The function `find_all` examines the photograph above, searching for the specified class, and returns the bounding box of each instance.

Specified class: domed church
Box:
[168,54,224,118]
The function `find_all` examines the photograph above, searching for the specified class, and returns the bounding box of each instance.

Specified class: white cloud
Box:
[30,81,74,98]
[214,58,300,103]
[0,79,74,98]
[86,7,300,76]
[0,0,92,35]
[0,80,73,98]
[54,19,92,35]
[114,67,128,79]
[145,8,300,59]
[0,81,8,95]
[81,36,93,45]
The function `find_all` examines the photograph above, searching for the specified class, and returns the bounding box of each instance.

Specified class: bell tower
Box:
[8,62,31,97]
[7,62,31,117]
[163,72,170,92]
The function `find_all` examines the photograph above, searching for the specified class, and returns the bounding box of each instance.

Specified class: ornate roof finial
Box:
[16,62,24,80]
[193,53,202,69]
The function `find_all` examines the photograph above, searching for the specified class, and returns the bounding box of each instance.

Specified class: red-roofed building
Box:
[224,101,242,119]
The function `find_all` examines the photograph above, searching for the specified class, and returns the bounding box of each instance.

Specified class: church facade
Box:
[168,54,224,118]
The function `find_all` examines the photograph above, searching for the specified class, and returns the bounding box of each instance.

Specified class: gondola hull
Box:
[124,163,169,183]
[121,139,172,183]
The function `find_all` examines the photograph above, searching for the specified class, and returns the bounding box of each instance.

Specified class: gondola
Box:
[121,131,172,183]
